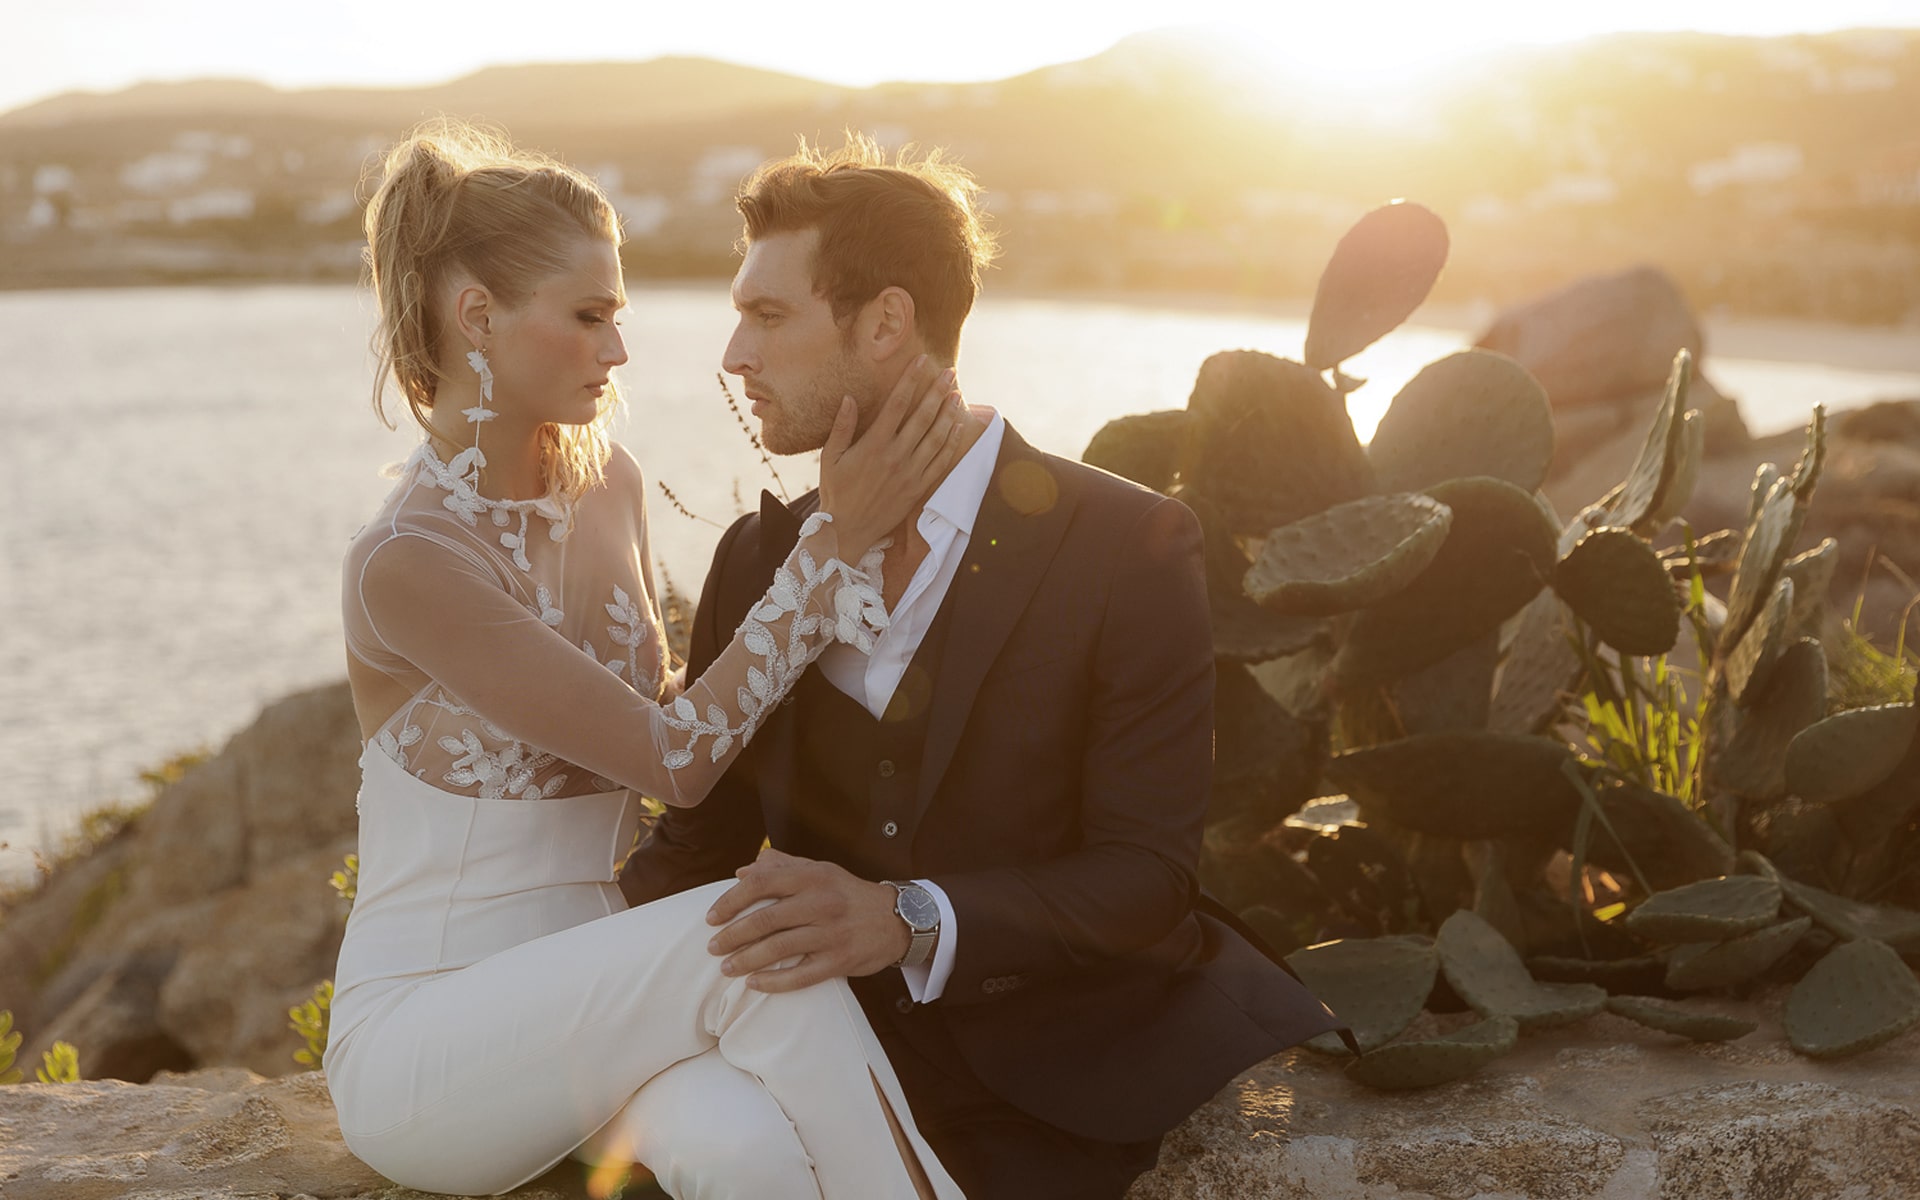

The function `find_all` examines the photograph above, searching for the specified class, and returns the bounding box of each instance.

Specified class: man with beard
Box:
[616,137,1345,1200]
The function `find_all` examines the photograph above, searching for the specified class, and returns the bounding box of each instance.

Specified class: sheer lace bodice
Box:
[342,441,886,807]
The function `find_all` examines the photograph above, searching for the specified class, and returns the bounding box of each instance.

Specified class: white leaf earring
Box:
[464,348,498,425]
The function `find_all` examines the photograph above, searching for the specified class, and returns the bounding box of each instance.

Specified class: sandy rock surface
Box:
[1129,989,1920,1199]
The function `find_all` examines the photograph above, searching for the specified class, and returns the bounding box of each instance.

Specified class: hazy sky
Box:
[8,0,1918,115]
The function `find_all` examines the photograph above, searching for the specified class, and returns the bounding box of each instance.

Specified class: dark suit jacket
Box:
[620,423,1343,1143]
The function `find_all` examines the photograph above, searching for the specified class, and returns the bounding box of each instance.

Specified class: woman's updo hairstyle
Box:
[364,120,623,501]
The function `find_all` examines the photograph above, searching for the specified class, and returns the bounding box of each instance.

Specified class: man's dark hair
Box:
[737,134,997,364]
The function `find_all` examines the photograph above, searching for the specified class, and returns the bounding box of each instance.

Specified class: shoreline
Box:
[9,274,1916,378]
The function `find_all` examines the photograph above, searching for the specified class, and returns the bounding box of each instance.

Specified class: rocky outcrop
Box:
[0,1067,596,1199]
[1130,989,1920,1199]
[4,989,1916,1199]
[0,682,362,1078]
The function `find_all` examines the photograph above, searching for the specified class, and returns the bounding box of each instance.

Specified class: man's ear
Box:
[452,283,493,349]
[857,286,916,361]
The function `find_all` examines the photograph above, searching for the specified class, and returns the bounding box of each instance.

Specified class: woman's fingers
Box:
[905,391,965,479]
[890,367,956,452]
[869,354,939,441]
[820,395,858,468]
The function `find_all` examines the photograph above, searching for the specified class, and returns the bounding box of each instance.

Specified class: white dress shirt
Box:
[818,408,1006,1003]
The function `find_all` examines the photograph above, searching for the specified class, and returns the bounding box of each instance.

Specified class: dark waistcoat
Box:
[787,594,958,881]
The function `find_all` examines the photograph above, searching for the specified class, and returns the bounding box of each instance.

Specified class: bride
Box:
[323,121,967,1199]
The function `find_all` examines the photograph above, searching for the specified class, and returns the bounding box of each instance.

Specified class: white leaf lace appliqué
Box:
[655,512,888,771]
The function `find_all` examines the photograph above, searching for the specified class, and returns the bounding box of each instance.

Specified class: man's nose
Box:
[722,326,755,377]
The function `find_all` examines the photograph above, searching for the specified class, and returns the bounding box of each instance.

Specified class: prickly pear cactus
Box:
[1552,527,1680,657]
[1081,409,1188,492]
[1437,909,1607,1029]
[1303,200,1449,374]
[1624,875,1782,943]
[1343,1015,1519,1091]
[1332,475,1559,691]
[1325,732,1582,839]
[1665,917,1813,991]
[1606,995,1757,1042]
[1285,934,1439,1054]
[1244,493,1452,617]
[1785,938,1920,1059]
[1365,350,1555,495]
[1185,351,1375,537]
[1786,704,1920,805]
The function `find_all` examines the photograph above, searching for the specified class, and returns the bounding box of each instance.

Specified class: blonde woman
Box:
[323,122,966,1199]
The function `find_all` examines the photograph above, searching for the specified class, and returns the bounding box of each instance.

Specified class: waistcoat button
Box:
[877,759,896,778]
[882,820,899,838]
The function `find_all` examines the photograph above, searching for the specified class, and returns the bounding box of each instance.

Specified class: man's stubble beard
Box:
[759,341,879,457]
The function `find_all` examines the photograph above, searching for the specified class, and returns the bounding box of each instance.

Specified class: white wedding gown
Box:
[324,437,961,1198]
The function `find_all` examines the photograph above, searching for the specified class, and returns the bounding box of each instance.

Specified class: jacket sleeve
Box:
[619,511,775,904]
[931,495,1215,1004]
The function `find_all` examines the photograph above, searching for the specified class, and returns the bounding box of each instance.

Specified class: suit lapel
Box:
[915,425,1079,816]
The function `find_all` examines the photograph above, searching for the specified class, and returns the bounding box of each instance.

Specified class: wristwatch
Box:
[885,881,941,969]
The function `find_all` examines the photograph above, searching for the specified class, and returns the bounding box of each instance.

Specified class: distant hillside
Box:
[2,30,1916,322]
[0,57,847,130]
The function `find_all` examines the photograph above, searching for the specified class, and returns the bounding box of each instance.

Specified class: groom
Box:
[618,138,1344,1199]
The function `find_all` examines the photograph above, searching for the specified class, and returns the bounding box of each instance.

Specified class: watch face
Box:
[897,886,940,932]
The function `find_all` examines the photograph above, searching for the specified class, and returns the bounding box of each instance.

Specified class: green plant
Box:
[0,1010,22,1084]
[34,1041,79,1084]
[290,979,333,1069]
[331,854,358,911]
[1080,198,1920,1087]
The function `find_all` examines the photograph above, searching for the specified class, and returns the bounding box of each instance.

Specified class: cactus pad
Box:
[1786,704,1920,805]
[1606,996,1757,1042]
[1304,201,1450,372]
[1645,409,1706,530]
[1725,576,1794,705]
[1488,591,1585,736]
[1529,954,1669,995]
[1712,638,1829,802]
[1185,351,1376,537]
[1609,349,1696,532]
[1665,917,1813,991]
[1785,938,1920,1059]
[1332,476,1560,690]
[1781,538,1838,639]
[1325,731,1582,840]
[1214,661,1316,791]
[1365,351,1555,495]
[1189,493,1328,664]
[1245,493,1453,616]
[1285,794,1361,832]
[1343,1015,1519,1091]
[1623,875,1782,943]
[1438,909,1608,1029]
[1778,874,1920,952]
[1391,630,1498,735]
[1285,935,1439,1054]
[1582,781,1734,893]
[1082,409,1189,492]
[1553,526,1681,657]
[1721,474,1797,653]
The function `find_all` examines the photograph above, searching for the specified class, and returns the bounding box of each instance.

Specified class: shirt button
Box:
[882,820,899,838]
[895,997,914,1014]
[877,759,896,778]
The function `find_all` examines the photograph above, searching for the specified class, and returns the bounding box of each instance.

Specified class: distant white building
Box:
[168,188,255,223]
[689,147,765,207]
[122,149,210,193]
[613,193,672,238]
[299,190,359,225]
[33,165,75,195]
[1689,143,1804,195]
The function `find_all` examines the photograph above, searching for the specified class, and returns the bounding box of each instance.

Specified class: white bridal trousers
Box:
[323,742,960,1198]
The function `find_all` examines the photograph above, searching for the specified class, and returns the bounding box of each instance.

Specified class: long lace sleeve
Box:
[351,511,885,807]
